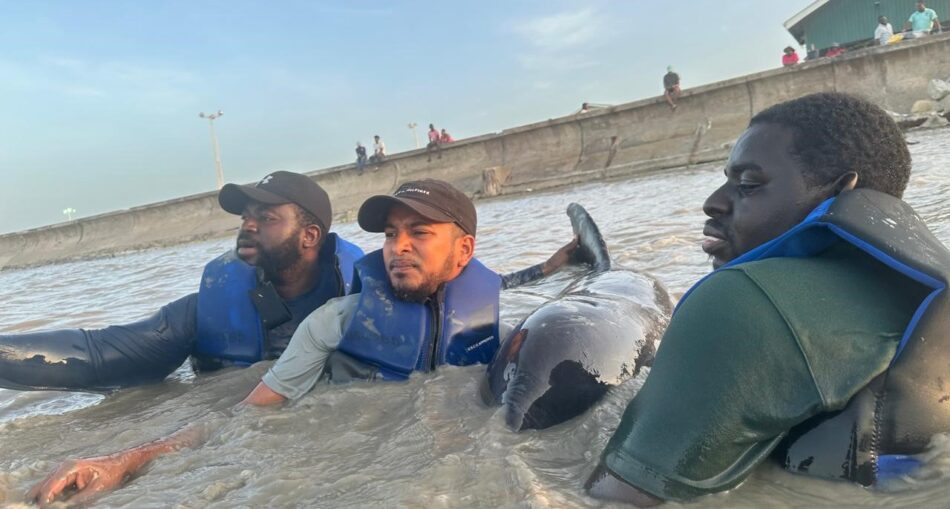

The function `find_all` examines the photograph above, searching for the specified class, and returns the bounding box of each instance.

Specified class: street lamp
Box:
[62,207,76,221]
[198,110,225,189]
[407,122,420,149]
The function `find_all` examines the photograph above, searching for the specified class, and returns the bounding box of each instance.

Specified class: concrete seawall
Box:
[3,34,950,270]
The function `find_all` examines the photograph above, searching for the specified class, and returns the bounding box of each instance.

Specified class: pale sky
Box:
[0,1,804,234]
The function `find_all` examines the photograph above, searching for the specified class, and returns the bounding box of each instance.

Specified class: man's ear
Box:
[833,172,859,194]
[301,225,322,250]
[457,234,475,268]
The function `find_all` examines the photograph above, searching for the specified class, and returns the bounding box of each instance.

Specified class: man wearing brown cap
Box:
[29,179,577,505]
[0,171,363,392]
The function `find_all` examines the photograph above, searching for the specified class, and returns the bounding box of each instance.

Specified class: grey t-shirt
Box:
[262,294,359,400]
[262,263,546,400]
[262,292,516,400]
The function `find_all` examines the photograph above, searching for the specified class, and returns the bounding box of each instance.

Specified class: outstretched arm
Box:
[0,293,198,392]
[24,295,355,505]
[501,236,579,289]
[27,383,286,506]
[28,420,211,506]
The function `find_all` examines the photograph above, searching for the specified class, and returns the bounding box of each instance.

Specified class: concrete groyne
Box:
[3,34,950,270]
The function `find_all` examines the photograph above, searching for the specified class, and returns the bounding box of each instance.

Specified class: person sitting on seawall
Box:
[662,65,680,110]
[0,171,365,392]
[355,141,368,175]
[370,134,386,163]
[426,123,442,162]
[824,42,845,57]
[27,179,579,505]
[781,46,799,67]
[585,92,950,506]
[440,128,455,144]
[904,1,941,38]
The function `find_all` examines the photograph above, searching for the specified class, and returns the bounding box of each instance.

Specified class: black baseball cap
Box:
[358,179,476,236]
[218,171,332,232]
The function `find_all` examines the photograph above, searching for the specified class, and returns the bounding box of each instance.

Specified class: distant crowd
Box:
[425,123,455,162]
[350,0,943,167]
[354,124,455,173]
[354,135,386,175]
[782,1,941,68]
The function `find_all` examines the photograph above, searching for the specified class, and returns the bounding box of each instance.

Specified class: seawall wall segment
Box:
[3,34,949,270]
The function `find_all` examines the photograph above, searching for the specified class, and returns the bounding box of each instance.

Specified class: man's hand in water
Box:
[28,453,132,506]
[541,236,580,275]
[25,414,219,506]
[26,384,282,505]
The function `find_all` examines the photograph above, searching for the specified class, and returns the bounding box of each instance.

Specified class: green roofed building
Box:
[785,0,948,54]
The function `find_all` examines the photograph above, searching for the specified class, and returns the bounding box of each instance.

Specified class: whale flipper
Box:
[480,204,672,431]
[567,202,610,272]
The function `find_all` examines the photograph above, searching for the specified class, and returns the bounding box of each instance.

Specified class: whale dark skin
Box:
[479,204,672,430]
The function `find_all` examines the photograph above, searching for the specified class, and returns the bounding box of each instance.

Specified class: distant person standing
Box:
[875,16,894,45]
[825,42,845,58]
[904,1,941,37]
[426,123,442,161]
[355,142,367,175]
[781,46,799,67]
[370,135,386,164]
[663,66,680,111]
[440,128,455,143]
[805,43,819,60]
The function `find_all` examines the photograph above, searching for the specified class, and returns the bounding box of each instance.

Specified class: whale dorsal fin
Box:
[567,203,610,272]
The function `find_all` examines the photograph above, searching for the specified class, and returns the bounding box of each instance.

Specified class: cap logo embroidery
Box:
[258,175,274,186]
[396,187,430,196]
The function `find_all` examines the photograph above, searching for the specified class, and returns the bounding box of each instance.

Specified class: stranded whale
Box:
[479,203,672,430]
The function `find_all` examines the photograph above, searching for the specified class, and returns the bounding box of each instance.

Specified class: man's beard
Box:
[238,231,303,284]
[391,252,456,303]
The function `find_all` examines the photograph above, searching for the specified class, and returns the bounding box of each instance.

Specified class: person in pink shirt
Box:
[782,46,799,67]
[440,129,455,144]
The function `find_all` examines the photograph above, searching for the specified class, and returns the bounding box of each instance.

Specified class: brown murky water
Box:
[1,129,949,508]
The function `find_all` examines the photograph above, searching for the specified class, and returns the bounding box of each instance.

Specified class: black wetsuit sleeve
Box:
[0,293,199,392]
[500,263,546,290]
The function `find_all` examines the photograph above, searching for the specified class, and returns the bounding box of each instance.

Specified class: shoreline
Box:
[3,33,949,271]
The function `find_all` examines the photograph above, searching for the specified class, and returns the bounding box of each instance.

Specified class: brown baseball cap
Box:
[358,179,476,236]
[218,171,332,232]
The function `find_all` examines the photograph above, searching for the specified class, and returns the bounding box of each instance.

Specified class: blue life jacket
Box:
[193,232,363,371]
[679,189,950,486]
[334,250,501,381]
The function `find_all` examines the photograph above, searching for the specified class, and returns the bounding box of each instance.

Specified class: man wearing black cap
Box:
[0,171,363,392]
[28,180,578,505]
[258,178,571,393]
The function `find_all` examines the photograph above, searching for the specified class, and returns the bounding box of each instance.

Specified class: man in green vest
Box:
[588,93,949,505]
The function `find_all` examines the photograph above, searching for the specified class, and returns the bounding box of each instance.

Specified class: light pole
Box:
[407,122,420,149]
[62,207,76,221]
[199,110,225,189]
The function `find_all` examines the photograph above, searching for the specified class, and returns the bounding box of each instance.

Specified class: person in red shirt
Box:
[782,46,799,67]
[825,42,846,58]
